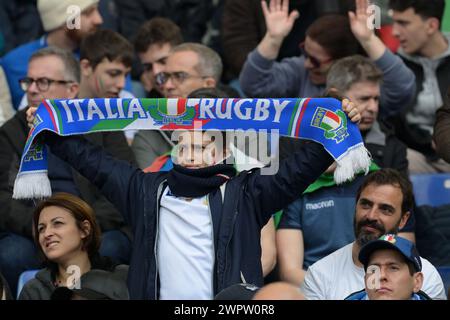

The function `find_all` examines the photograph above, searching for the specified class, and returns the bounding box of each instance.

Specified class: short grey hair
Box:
[326,55,383,93]
[171,43,222,82]
[29,46,80,83]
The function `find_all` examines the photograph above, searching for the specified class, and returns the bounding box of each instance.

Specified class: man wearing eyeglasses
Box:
[131,42,223,170]
[159,43,222,99]
[19,67,78,113]
[26,29,137,264]
[0,46,80,297]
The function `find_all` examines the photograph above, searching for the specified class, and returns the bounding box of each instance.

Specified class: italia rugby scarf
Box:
[13,97,371,199]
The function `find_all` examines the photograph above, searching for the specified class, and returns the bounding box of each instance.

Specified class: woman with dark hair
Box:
[19,193,129,300]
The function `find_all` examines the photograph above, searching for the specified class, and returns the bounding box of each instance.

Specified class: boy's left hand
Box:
[342,98,361,123]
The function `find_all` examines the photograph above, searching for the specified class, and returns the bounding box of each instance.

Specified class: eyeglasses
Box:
[299,42,333,69]
[155,72,208,86]
[19,77,73,92]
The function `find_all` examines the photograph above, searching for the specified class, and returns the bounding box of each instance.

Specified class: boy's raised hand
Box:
[342,98,361,124]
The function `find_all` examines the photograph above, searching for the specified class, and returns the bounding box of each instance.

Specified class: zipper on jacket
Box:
[240,271,247,283]
[207,197,216,299]
[154,180,166,300]
[220,184,241,289]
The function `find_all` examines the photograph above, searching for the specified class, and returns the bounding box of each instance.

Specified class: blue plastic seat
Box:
[410,174,450,207]
[16,269,39,299]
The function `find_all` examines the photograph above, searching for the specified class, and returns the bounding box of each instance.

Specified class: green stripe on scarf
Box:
[303,161,380,194]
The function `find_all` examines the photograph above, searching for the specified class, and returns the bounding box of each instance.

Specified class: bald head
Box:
[252,282,306,300]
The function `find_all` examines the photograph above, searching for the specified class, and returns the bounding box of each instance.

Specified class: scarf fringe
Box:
[13,172,51,199]
[334,145,372,184]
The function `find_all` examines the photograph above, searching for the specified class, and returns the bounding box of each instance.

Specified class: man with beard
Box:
[0,0,103,109]
[300,169,446,300]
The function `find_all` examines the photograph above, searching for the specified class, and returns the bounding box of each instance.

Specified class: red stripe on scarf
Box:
[42,100,58,131]
[295,98,311,137]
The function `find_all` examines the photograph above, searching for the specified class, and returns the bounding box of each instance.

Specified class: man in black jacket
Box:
[0,47,79,296]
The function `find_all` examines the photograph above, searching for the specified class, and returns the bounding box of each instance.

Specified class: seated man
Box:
[301,169,446,300]
[132,42,223,169]
[0,47,80,296]
[346,234,430,300]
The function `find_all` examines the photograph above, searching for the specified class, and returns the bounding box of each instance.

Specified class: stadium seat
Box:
[437,266,450,299]
[410,174,450,207]
[16,269,39,299]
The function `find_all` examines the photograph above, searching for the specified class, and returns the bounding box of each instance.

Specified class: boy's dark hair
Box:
[306,14,363,60]
[80,29,133,69]
[355,169,414,216]
[134,17,183,53]
[389,0,445,25]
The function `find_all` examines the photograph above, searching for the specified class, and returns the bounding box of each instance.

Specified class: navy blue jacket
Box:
[47,135,333,299]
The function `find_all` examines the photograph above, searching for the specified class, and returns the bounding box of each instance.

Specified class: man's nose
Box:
[93,9,103,26]
[392,23,401,38]
[27,80,40,93]
[366,207,379,221]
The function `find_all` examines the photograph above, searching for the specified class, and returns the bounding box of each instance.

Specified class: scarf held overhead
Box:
[13,98,371,199]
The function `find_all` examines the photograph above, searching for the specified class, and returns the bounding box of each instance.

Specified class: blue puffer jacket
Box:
[47,134,333,299]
